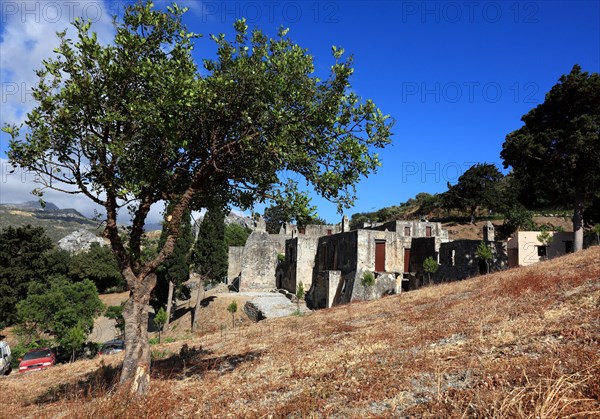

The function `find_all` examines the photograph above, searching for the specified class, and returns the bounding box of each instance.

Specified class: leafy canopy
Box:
[442,163,503,221]
[4,2,393,284]
[69,242,125,293]
[423,256,439,275]
[17,277,104,348]
[0,225,55,326]
[501,65,599,250]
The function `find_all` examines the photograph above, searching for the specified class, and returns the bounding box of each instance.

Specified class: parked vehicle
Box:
[0,340,12,375]
[98,339,125,355]
[18,348,56,373]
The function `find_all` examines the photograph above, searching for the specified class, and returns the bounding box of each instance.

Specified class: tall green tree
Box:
[0,225,55,326]
[4,3,392,394]
[193,206,228,283]
[501,65,600,251]
[152,204,193,327]
[442,163,503,224]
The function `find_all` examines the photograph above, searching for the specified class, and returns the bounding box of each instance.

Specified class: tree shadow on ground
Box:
[200,295,217,307]
[33,344,261,404]
[152,343,262,380]
[33,361,121,405]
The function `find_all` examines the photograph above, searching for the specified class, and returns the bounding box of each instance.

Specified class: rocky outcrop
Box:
[242,292,309,322]
[58,229,106,253]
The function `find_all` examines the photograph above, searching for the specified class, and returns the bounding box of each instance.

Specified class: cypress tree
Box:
[193,206,228,283]
[151,204,193,313]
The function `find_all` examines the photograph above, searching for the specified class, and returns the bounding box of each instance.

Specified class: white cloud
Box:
[1,0,115,125]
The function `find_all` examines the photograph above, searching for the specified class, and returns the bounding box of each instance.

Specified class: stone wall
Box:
[408,237,437,273]
[435,240,507,282]
[238,231,287,291]
[355,229,405,274]
[227,246,244,282]
[280,236,320,294]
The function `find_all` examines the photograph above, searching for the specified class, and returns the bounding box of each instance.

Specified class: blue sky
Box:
[1,1,599,224]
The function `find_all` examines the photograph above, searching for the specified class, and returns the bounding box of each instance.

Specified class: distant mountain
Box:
[3,200,60,211]
[0,201,101,242]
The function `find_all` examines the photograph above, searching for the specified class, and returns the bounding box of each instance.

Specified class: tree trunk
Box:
[164,280,174,331]
[191,286,203,332]
[573,181,585,252]
[120,273,156,396]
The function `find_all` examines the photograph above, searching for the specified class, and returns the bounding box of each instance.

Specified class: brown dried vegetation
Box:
[1,247,599,418]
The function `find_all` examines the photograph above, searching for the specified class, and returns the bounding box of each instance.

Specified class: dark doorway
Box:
[404,248,411,273]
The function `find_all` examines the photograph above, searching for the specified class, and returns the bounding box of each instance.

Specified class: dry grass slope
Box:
[2,248,599,418]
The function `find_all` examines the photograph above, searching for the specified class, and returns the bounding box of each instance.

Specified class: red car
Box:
[18,348,56,373]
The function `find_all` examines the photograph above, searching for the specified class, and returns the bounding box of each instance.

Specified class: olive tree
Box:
[5,2,393,395]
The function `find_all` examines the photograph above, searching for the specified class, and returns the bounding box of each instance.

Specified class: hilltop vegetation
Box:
[2,247,598,417]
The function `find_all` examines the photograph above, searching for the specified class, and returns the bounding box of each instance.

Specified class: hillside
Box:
[443,216,573,241]
[2,247,599,418]
[0,202,101,242]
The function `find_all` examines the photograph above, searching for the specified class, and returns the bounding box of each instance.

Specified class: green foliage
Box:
[153,307,168,344]
[193,206,228,283]
[61,323,87,362]
[503,205,535,235]
[153,308,168,331]
[476,241,493,274]
[423,256,439,275]
[296,282,305,300]
[536,227,553,247]
[152,203,193,312]
[227,301,238,314]
[592,224,600,245]
[296,281,305,311]
[442,163,503,223]
[360,271,375,301]
[277,253,286,264]
[3,1,393,391]
[16,277,104,353]
[105,303,126,337]
[227,301,238,327]
[224,223,251,247]
[501,65,600,251]
[0,225,55,326]
[70,243,125,293]
[476,242,493,262]
[263,194,318,234]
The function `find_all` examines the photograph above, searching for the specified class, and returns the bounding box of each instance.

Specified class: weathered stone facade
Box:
[228,216,519,311]
[435,240,508,282]
[227,216,342,292]
[286,220,449,309]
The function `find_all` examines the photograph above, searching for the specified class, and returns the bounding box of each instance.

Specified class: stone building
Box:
[435,239,508,282]
[507,231,574,267]
[227,216,342,292]
[280,219,449,309]
[409,222,508,285]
